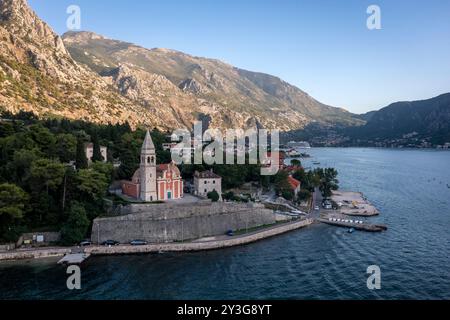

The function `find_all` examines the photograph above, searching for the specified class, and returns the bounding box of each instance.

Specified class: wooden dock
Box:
[57,253,90,265]
[318,218,387,232]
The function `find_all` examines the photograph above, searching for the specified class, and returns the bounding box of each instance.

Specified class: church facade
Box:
[122,131,184,202]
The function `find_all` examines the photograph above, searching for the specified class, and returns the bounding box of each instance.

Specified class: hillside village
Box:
[0,111,341,249]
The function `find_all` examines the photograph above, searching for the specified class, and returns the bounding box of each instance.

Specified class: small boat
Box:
[348,228,355,234]
[287,149,301,158]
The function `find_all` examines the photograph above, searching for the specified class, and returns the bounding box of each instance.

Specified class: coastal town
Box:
[0,113,387,263]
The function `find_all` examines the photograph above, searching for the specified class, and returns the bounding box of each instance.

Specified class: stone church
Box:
[122,131,184,202]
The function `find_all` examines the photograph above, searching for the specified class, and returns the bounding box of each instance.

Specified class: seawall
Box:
[86,219,314,255]
[0,248,71,261]
[91,201,277,244]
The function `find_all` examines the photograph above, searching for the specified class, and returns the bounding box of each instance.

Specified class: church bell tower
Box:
[140,130,157,202]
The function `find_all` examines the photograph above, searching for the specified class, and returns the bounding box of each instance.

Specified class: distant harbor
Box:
[287,141,311,149]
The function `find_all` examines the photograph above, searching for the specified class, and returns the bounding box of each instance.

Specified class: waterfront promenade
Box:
[0,218,314,262]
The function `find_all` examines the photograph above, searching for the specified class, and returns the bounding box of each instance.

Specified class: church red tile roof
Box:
[157,164,169,171]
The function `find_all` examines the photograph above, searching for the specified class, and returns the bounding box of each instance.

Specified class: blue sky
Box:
[29,0,450,114]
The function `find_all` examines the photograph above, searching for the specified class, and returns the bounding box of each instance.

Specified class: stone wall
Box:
[0,243,15,251]
[17,232,61,247]
[0,248,71,261]
[91,202,277,244]
[86,219,314,255]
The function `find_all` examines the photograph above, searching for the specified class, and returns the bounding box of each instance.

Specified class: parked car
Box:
[101,240,120,246]
[226,230,234,237]
[79,240,92,247]
[130,240,148,246]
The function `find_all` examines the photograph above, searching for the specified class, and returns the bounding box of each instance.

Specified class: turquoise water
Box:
[1,148,450,300]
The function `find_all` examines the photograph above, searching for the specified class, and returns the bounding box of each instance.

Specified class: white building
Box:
[139,130,158,202]
[84,143,107,163]
[194,170,222,200]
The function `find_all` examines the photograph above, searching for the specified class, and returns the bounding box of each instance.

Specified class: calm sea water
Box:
[1,148,450,300]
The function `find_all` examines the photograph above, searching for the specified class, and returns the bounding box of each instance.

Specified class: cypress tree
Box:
[75,138,88,170]
[92,133,103,162]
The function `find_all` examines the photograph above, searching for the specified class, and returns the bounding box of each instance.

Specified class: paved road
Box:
[309,187,323,219]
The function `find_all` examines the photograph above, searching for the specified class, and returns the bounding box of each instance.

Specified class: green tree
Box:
[91,162,114,183]
[0,122,14,138]
[75,169,109,201]
[30,159,65,194]
[75,137,88,169]
[6,148,42,187]
[91,133,104,162]
[315,168,339,198]
[223,191,235,201]
[207,190,220,202]
[117,149,138,180]
[0,183,29,219]
[291,159,302,167]
[56,133,77,163]
[281,190,294,201]
[61,201,90,245]
[28,124,56,156]
[273,170,292,196]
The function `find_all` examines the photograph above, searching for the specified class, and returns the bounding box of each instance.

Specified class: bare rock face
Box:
[179,78,208,95]
[0,0,363,132]
[0,0,164,129]
[63,31,364,131]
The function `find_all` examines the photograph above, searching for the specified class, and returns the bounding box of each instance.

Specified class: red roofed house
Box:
[287,175,301,199]
[121,131,184,202]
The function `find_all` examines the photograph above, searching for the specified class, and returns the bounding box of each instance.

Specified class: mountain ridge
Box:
[1,0,362,131]
[0,0,173,129]
[62,30,364,130]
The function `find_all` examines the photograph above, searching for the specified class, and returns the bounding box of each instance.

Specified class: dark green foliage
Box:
[91,132,103,162]
[314,168,339,198]
[56,134,77,163]
[0,183,29,219]
[60,201,90,245]
[273,170,291,197]
[207,190,220,202]
[0,183,29,243]
[75,137,88,169]
[0,112,155,244]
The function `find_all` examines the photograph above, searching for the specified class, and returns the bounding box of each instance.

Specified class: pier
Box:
[57,253,90,265]
[318,218,387,232]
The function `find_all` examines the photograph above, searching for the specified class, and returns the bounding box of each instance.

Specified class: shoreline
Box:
[0,219,313,262]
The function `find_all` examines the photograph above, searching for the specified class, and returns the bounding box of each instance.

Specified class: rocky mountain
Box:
[0,0,362,131]
[0,0,191,129]
[281,93,450,147]
[62,31,363,130]
[346,93,450,143]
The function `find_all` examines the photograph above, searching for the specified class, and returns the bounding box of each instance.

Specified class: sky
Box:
[28,0,450,114]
